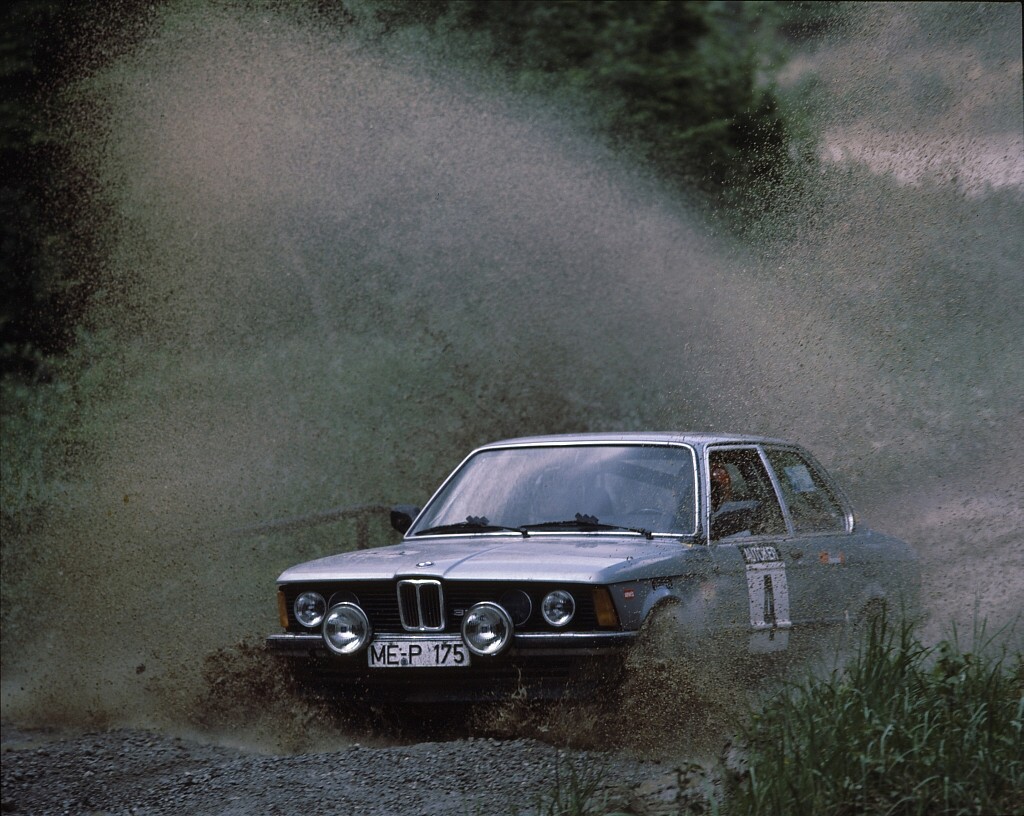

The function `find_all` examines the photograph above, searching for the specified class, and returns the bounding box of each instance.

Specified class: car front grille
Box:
[282,580,602,634]
[397,579,445,631]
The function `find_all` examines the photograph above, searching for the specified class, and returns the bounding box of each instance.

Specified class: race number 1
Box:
[740,545,791,629]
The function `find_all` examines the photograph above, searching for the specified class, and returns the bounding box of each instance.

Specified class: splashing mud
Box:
[2,2,1021,750]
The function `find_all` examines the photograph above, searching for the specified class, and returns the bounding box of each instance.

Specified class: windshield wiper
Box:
[521,514,653,539]
[414,518,528,537]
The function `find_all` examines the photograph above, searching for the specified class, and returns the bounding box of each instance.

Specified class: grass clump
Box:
[729,612,1023,815]
[534,754,607,816]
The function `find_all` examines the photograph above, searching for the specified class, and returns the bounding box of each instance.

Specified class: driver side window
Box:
[708,448,786,540]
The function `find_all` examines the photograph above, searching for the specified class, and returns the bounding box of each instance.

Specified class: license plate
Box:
[367,637,471,668]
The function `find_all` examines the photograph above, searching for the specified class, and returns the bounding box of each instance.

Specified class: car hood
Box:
[276,534,697,584]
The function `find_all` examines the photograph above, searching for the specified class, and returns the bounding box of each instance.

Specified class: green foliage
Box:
[536,754,606,816]
[772,1,853,43]
[0,326,130,526]
[2,0,831,376]
[364,0,808,213]
[1,1,111,377]
[729,612,1024,815]
[525,751,651,816]
[0,372,74,522]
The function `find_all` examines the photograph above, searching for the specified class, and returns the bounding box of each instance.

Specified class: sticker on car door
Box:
[740,544,791,629]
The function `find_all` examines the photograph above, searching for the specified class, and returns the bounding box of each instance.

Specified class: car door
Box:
[761,446,863,626]
[704,445,799,653]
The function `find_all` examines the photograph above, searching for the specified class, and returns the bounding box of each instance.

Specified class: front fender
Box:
[637,578,713,639]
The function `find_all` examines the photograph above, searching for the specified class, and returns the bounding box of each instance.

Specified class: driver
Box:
[709,460,755,539]
[710,462,732,513]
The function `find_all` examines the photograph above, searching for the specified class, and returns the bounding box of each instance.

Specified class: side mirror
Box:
[390,505,421,534]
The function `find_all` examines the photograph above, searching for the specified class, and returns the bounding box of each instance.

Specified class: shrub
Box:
[730,612,1024,815]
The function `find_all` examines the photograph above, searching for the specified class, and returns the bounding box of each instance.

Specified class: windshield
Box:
[409,443,697,536]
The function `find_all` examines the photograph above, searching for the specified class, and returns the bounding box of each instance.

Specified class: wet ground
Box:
[0,722,718,816]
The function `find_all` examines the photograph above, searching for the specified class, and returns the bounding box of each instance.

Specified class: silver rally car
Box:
[267,433,918,701]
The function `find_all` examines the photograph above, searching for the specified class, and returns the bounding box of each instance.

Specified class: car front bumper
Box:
[266,630,638,701]
[267,630,637,656]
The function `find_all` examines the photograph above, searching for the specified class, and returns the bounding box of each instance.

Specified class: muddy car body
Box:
[267,433,918,701]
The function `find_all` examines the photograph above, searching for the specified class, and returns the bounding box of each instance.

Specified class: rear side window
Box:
[764,448,847,534]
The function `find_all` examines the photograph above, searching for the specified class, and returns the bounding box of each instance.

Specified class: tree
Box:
[1,1,100,378]
[367,0,797,207]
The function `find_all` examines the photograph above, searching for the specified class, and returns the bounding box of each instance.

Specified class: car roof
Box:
[477,431,796,451]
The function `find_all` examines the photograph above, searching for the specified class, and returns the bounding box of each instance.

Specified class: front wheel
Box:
[616,604,740,752]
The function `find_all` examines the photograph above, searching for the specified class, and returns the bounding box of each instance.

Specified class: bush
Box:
[362,0,806,212]
[729,612,1024,815]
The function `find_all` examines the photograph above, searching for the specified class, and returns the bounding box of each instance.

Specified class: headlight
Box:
[541,590,575,627]
[499,589,533,626]
[461,602,513,657]
[322,603,372,655]
[294,592,326,628]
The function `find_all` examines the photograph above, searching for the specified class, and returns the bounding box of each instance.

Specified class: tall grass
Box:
[729,612,1024,815]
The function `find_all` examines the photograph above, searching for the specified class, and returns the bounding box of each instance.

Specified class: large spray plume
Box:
[1,2,1020,734]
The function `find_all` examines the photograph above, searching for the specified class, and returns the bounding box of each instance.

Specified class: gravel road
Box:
[0,723,722,816]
